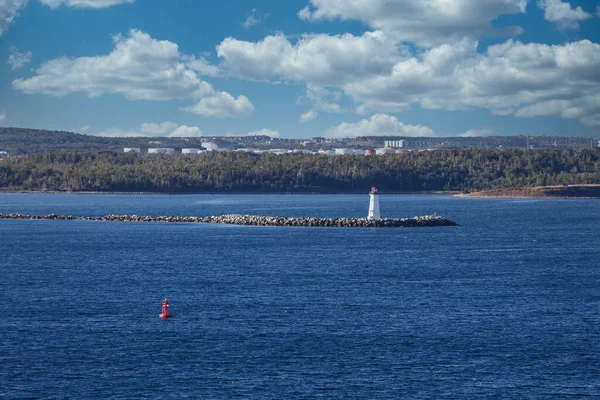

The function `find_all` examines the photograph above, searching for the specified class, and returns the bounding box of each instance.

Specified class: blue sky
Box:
[0,0,599,138]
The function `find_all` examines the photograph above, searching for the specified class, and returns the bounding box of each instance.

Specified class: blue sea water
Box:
[1,193,599,399]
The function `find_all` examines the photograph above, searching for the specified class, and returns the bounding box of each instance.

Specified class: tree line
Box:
[0,149,599,193]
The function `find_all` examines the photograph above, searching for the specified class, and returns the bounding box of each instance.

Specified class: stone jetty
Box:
[0,213,456,228]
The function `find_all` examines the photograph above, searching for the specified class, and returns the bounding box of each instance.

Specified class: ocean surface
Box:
[1,193,599,399]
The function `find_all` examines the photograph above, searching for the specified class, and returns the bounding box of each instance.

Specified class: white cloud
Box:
[458,128,492,137]
[299,110,317,123]
[596,5,600,17]
[140,121,179,136]
[13,29,254,117]
[39,0,134,9]
[185,56,220,77]
[217,30,401,85]
[325,114,435,138]
[14,30,212,100]
[243,8,267,29]
[184,92,254,118]
[248,128,280,138]
[96,122,203,137]
[0,111,6,124]
[298,0,527,47]
[537,0,592,29]
[0,0,27,36]
[78,125,90,132]
[170,125,203,137]
[7,45,31,70]
[298,84,343,113]
[344,39,600,126]
[218,29,600,126]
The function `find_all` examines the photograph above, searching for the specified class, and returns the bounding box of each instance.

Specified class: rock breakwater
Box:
[0,213,457,228]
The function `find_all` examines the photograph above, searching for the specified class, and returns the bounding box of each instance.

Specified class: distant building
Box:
[0,151,8,159]
[376,147,395,155]
[182,148,204,155]
[123,147,141,153]
[384,140,406,148]
[365,149,376,156]
[148,148,175,155]
[319,150,336,156]
[335,148,353,155]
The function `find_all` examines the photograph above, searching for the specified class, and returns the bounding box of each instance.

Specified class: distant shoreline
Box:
[0,190,460,195]
[458,185,600,199]
[1,186,600,198]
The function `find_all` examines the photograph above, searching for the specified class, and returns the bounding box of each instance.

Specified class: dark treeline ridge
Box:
[0,128,202,154]
[1,149,599,193]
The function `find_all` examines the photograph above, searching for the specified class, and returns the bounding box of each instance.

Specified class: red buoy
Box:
[159,299,172,318]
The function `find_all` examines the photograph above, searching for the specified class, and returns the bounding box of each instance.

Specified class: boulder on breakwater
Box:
[0,212,457,228]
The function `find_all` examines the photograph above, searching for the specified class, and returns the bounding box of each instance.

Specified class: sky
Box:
[0,0,599,139]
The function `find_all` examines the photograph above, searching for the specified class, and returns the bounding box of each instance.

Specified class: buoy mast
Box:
[368,186,381,220]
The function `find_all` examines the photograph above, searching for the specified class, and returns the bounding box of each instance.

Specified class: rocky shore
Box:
[0,213,457,228]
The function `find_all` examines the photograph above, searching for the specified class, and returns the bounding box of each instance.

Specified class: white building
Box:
[384,140,406,148]
[182,148,204,154]
[123,147,141,153]
[335,148,353,155]
[148,148,175,155]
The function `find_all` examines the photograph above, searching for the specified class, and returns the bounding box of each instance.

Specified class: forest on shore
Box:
[1,149,599,193]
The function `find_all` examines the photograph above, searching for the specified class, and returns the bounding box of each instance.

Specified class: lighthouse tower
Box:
[368,186,381,220]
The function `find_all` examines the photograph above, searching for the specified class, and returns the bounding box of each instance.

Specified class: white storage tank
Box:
[182,148,202,154]
[202,142,219,151]
[148,148,175,155]
[123,147,141,153]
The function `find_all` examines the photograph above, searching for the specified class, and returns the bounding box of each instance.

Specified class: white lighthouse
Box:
[368,186,381,220]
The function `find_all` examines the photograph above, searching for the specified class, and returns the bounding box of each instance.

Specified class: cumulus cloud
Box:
[39,0,134,9]
[0,0,27,36]
[217,30,401,85]
[299,110,317,123]
[298,0,527,47]
[96,122,203,137]
[344,39,600,126]
[185,56,220,77]
[248,128,280,138]
[218,28,600,126]
[184,92,254,118]
[537,0,591,29]
[7,45,31,70]
[325,114,435,138]
[458,128,492,137]
[13,29,254,117]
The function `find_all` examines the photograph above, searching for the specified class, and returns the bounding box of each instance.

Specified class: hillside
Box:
[0,128,206,155]
[1,148,599,193]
